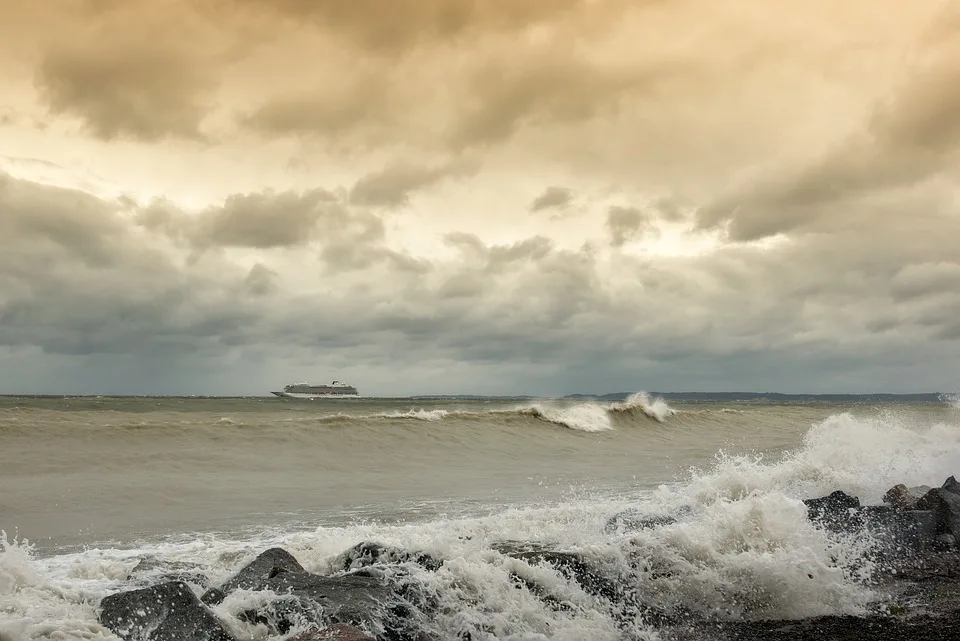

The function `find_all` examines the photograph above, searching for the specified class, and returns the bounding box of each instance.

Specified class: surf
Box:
[3,403,958,640]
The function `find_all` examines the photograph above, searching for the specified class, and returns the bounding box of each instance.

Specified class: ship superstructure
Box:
[271,381,359,398]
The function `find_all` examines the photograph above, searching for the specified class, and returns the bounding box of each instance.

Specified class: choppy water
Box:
[2,393,959,640]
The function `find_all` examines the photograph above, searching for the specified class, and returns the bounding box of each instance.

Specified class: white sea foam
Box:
[520,403,615,432]
[942,392,960,410]
[372,408,451,422]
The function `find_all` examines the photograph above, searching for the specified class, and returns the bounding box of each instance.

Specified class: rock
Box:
[803,491,861,530]
[202,547,429,640]
[860,507,939,557]
[935,534,957,549]
[288,624,376,640]
[334,541,443,572]
[917,488,960,538]
[99,581,235,641]
[242,571,395,632]
[199,587,225,607]
[604,510,677,533]
[883,484,932,511]
[127,557,209,587]
[493,542,620,602]
[942,475,960,495]
[673,610,960,641]
[203,547,305,605]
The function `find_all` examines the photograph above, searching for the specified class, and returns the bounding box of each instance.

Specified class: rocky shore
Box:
[97,477,960,640]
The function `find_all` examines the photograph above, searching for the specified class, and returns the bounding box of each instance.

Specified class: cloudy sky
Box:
[1,0,958,396]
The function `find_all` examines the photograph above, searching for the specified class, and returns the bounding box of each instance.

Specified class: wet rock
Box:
[239,571,395,633]
[803,490,861,530]
[203,547,429,640]
[202,547,305,605]
[676,611,960,641]
[883,484,932,511]
[494,542,621,602]
[604,510,677,533]
[942,476,960,496]
[859,507,938,558]
[917,488,960,538]
[287,624,376,640]
[334,541,443,572]
[127,557,209,587]
[199,587,226,606]
[99,580,234,641]
[936,534,957,549]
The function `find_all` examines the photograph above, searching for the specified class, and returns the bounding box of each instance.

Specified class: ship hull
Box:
[271,391,360,399]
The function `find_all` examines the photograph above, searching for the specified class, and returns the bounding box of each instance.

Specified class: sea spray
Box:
[674,409,960,506]
[610,392,678,423]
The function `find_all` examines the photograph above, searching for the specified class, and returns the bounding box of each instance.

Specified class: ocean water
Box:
[2,393,960,640]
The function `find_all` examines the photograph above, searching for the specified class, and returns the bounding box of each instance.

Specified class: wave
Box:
[941,392,960,410]
[368,391,677,432]
[4,407,959,640]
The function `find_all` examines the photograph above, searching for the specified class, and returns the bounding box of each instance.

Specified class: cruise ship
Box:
[271,381,360,398]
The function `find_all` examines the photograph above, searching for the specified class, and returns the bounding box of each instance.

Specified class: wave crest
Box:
[361,392,676,432]
[609,392,676,422]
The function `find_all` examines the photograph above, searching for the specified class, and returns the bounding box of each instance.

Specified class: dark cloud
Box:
[241,79,387,140]
[136,189,389,264]
[529,186,573,212]
[243,263,278,296]
[349,158,479,208]
[447,54,667,149]
[34,20,216,142]
[2,166,959,393]
[0,171,126,267]
[227,0,589,54]
[606,206,654,247]
[193,189,345,249]
[890,262,960,301]
[697,35,960,241]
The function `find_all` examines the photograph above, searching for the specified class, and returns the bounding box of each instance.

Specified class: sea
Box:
[2,392,960,640]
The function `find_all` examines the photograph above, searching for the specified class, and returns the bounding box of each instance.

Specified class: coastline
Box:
[90,477,960,641]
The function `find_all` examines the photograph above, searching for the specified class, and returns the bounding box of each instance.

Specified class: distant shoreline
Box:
[0,392,952,402]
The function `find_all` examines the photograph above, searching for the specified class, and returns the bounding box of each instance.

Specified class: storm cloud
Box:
[0,0,958,395]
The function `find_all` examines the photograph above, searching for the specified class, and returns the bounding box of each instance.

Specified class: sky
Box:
[1,0,959,396]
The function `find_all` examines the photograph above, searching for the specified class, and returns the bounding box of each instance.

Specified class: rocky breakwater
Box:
[99,542,440,641]
[95,478,960,641]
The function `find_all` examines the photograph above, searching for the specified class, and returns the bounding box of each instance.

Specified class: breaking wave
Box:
[368,392,676,432]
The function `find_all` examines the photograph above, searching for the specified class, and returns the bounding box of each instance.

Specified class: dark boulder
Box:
[202,547,430,640]
[127,557,209,587]
[673,611,960,641]
[858,506,939,560]
[493,541,621,602]
[334,541,443,573]
[883,484,933,511]
[205,547,305,603]
[99,581,235,641]
[803,491,861,530]
[917,488,960,539]
[942,475,960,496]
